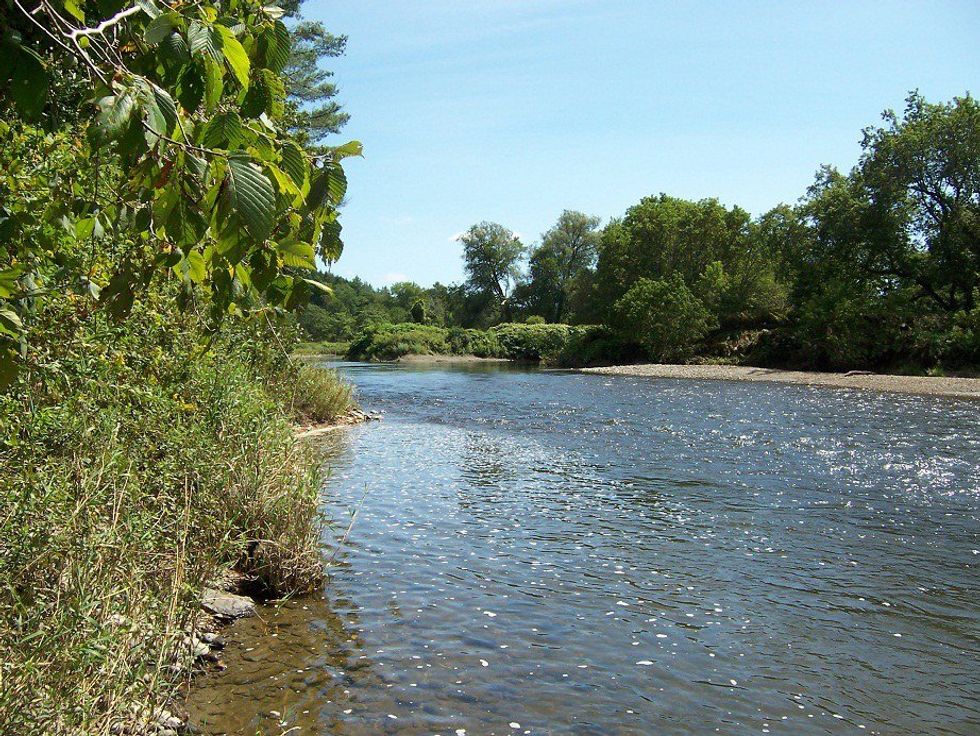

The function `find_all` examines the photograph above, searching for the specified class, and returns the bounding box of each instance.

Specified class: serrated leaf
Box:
[144,12,179,44]
[260,21,290,73]
[202,56,223,112]
[188,20,221,62]
[180,250,206,283]
[328,140,364,160]
[202,111,243,149]
[280,141,307,189]
[306,162,346,212]
[136,0,161,19]
[176,61,203,113]
[318,219,343,262]
[214,24,250,88]
[224,155,275,242]
[160,29,189,63]
[151,83,178,133]
[276,238,316,269]
[241,68,284,119]
[92,87,136,142]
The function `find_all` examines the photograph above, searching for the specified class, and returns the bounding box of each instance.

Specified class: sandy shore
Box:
[580,364,980,400]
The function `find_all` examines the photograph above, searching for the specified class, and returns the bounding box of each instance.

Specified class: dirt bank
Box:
[580,364,980,400]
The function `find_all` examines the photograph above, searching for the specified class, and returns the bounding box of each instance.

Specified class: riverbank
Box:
[581,363,980,399]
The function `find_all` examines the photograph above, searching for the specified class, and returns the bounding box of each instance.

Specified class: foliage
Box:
[281,362,353,423]
[458,221,525,322]
[611,275,715,362]
[523,210,601,323]
[490,322,588,361]
[0,292,343,734]
[0,0,362,383]
[278,0,350,148]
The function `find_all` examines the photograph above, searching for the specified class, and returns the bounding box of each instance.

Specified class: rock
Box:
[161,715,183,730]
[200,631,224,647]
[201,588,256,620]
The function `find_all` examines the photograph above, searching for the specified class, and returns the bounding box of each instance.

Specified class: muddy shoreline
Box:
[580,363,980,399]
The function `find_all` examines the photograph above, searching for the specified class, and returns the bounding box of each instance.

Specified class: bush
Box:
[278,363,353,424]
[0,292,340,734]
[611,275,715,362]
[550,325,642,367]
[347,323,450,360]
[525,314,546,325]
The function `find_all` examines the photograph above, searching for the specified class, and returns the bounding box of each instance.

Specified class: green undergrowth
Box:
[294,340,351,356]
[0,292,354,734]
[346,322,640,364]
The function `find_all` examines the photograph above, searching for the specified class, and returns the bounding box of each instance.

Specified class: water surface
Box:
[187,363,980,735]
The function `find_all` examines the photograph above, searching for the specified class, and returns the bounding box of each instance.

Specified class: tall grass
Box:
[0,293,348,734]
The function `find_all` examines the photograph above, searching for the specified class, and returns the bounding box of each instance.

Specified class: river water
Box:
[186,362,980,735]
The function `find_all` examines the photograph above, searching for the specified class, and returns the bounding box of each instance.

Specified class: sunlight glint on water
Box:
[186,363,980,735]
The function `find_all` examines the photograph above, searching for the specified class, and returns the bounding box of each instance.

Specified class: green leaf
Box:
[276,238,316,269]
[0,266,25,298]
[0,343,18,389]
[202,111,243,149]
[92,87,136,142]
[61,0,85,22]
[260,21,291,73]
[188,20,221,62]
[214,24,250,88]
[328,140,364,160]
[306,162,346,212]
[202,57,224,112]
[176,61,204,113]
[241,68,285,119]
[151,84,178,134]
[0,306,23,338]
[303,278,333,295]
[280,141,307,189]
[144,12,180,44]
[179,250,206,283]
[318,219,343,262]
[224,155,275,242]
[9,45,49,120]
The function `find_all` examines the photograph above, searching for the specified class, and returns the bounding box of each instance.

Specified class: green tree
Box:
[527,210,601,323]
[611,275,715,362]
[279,0,350,149]
[459,222,525,323]
[0,0,361,382]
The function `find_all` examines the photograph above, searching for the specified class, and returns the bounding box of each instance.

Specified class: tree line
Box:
[304,92,979,372]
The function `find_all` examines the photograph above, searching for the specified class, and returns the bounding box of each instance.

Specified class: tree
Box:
[611,275,715,362]
[458,222,525,323]
[0,0,361,383]
[592,195,753,311]
[527,210,601,323]
[279,0,350,149]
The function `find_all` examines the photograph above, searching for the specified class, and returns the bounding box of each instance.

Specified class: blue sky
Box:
[307,1,980,288]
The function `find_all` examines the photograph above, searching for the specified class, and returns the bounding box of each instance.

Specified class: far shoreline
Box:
[579,364,980,400]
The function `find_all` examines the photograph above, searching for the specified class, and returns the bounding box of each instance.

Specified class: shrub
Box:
[611,275,715,362]
[525,315,546,325]
[0,293,337,734]
[347,323,450,360]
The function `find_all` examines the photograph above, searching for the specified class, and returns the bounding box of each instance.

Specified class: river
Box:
[186,362,980,735]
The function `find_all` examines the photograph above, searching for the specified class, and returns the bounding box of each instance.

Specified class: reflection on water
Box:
[187,363,980,735]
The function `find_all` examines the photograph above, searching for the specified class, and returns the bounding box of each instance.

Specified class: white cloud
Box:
[379,272,409,286]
